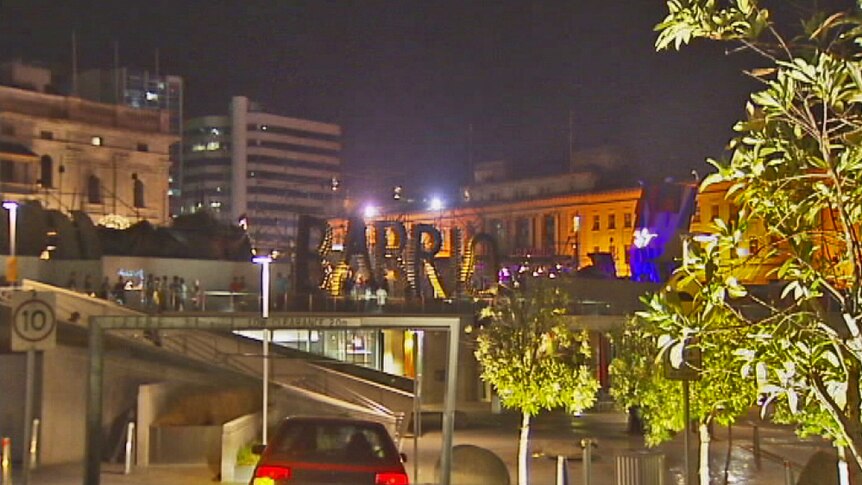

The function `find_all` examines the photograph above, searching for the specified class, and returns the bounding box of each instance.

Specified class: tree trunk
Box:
[723,424,732,485]
[519,412,531,485]
[699,423,710,485]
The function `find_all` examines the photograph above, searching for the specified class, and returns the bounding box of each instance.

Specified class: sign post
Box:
[9,292,56,485]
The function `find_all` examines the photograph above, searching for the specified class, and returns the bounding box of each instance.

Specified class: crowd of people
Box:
[62,270,296,312]
[66,270,205,311]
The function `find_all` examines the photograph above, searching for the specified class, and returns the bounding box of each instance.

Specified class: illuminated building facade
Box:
[0,80,175,228]
[183,96,342,254]
[77,68,184,216]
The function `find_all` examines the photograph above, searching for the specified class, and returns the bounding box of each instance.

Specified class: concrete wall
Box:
[137,382,184,467]
[0,354,28,461]
[220,413,261,483]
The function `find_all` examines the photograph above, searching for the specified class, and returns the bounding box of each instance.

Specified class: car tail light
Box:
[375,472,409,485]
[254,465,292,481]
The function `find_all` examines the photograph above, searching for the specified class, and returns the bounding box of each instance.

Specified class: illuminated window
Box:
[623,213,632,228]
[592,215,600,231]
[572,214,581,232]
[191,143,206,152]
[91,136,103,146]
[206,141,221,151]
[608,214,616,230]
[750,237,760,255]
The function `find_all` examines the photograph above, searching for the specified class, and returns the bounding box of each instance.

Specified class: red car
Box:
[251,416,409,485]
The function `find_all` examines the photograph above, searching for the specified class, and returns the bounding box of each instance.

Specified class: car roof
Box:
[280,416,386,428]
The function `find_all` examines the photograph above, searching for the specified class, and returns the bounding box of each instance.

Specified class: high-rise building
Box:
[183,96,341,254]
[77,68,184,216]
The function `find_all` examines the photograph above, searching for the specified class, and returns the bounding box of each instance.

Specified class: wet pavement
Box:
[0,407,834,485]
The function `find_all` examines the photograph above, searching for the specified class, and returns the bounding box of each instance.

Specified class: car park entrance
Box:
[84,313,467,485]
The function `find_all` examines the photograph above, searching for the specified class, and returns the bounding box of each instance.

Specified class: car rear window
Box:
[271,421,397,464]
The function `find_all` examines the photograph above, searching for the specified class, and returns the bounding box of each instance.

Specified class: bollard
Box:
[124,422,135,475]
[29,419,39,470]
[556,455,569,485]
[753,425,762,471]
[2,437,10,475]
[783,460,793,485]
[581,439,593,485]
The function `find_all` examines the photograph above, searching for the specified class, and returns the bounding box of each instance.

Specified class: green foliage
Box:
[475,281,599,417]
[653,0,862,468]
[236,442,261,467]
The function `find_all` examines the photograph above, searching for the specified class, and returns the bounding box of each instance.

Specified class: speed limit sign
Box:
[10,292,56,351]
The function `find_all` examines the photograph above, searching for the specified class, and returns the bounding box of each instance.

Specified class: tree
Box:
[474,282,599,485]
[611,265,756,485]
[652,0,862,472]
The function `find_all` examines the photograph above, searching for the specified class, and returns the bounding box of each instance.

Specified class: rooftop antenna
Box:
[568,108,575,172]
[71,31,78,96]
[112,41,121,104]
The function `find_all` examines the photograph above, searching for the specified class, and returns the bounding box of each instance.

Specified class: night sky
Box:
[0,0,762,200]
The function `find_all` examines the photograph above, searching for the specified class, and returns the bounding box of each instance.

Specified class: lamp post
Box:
[3,201,18,284]
[253,255,272,443]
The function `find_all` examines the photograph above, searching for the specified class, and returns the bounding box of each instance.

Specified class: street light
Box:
[3,201,18,284]
[252,255,272,443]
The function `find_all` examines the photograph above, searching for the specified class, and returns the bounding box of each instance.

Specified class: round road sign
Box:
[12,298,56,343]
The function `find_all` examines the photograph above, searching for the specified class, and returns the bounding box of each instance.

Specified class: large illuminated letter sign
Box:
[372,221,406,281]
[296,215,330,292]
[410,224,444,297]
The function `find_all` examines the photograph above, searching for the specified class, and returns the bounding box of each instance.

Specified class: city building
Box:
[183,96,342,254]
[77,67,184,216]
[0,68,176,228]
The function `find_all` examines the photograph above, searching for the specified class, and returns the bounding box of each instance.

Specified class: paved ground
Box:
[0,407,835,485]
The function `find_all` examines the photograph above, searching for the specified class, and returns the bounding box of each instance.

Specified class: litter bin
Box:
[615,451,665,485]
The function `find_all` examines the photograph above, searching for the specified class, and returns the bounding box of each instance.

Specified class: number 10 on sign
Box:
[10,293,56,352]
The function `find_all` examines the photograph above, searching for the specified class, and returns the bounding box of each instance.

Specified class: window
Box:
[572,214,581,232]
[692,204,701,223]
[90,136,103,146]
[1,125,13,136]
[88,175,102,203]
[608,214,616,230]
[624,245,631,264]
[711,204,720,221]
[40,130,53,140]
[623,213,632,228]
[0,160,13,181]
[39,155,53,188]
[749,237,760,256]
[543,215,555,250]
[133,177,145,208]
[137,143,149,152]
[592,215,600,231]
